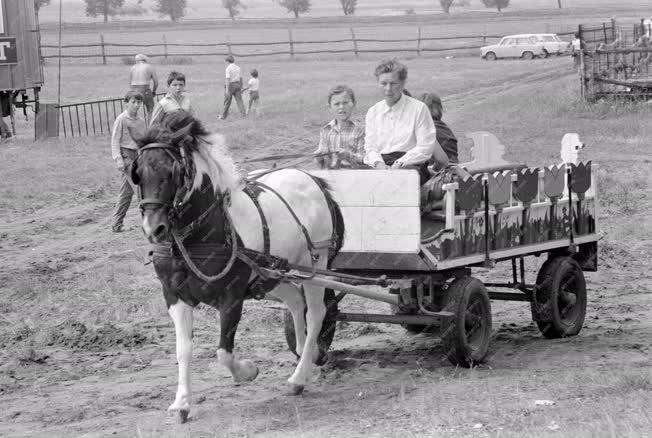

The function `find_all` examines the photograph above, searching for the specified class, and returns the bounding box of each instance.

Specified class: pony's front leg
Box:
[287,284,326,395]
[216,298,259,382]
[168,300,194,423]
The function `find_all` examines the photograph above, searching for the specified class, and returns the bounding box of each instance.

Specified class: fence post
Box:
[482,31,487,46]
[288,28,294,59]
[350,27,358,58]
[100,34,106,65]
[225,36,233,56]
[611,17,616,40]
[163,34,168,61]
[416,26,421,56]
[602,23,608,44]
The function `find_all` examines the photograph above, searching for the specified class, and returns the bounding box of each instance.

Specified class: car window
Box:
[501,38,512,46]
[527,37,537,44]
[542,36,555,42]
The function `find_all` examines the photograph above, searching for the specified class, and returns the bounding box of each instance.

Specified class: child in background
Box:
[243,69,261,116]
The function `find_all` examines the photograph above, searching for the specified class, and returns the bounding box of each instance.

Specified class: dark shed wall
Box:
[0,0,43,91]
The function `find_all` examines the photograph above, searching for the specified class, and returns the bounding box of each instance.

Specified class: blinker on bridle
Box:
[136,142,192,217]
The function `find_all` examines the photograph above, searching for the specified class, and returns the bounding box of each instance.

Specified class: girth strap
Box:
[252,180,319,259]
[242,183,270,255]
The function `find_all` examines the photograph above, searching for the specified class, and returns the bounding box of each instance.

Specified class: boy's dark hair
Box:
[374,59,408,81]
[225,55,235,63]
[420,92,443,121]
[167,71,186,86]
[124,90,143,103]
[327,85,356,105]
[250,69,258,78]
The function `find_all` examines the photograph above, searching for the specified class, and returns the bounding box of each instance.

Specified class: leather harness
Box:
[138,143,340,299]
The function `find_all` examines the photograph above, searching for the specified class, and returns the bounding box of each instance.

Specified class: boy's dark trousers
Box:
[111,148,138,231]
[221,80,246,119]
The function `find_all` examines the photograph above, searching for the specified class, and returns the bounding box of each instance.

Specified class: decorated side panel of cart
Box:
[313,132,598,273]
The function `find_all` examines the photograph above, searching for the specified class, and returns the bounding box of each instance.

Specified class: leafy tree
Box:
[222,0,246,20]
[83,0,125,22]
[277,0,311,19]
[481,0,509,12]
[34,0,51,12]
[439,0,454,14]
[153,0,187,22]
[339,0,357,16]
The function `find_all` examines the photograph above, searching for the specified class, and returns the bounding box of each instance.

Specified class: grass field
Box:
[1,42,651,436]
[37,0,652,22]
[38,1,651,63]
[4,1,652,433]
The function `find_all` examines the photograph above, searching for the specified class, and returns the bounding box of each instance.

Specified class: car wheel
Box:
[522,51,534,60]
[485,52,497,61]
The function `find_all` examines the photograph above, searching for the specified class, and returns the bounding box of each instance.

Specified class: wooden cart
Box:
[274,132,598,367]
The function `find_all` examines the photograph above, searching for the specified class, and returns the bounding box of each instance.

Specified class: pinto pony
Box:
[130,112,344,422]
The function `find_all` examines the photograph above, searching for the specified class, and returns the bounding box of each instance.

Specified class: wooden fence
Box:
[41,28,508,63]
[578,19,652,100]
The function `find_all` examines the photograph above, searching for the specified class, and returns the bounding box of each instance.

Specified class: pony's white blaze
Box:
[142,215,153,238]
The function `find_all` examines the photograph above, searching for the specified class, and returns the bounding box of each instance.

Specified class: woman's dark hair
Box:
[374,58,408,81]
[250,69,258,78]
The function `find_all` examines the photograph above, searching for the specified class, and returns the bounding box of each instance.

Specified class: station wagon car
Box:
[481,34,547,60]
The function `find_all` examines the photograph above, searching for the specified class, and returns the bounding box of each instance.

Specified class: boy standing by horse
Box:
[110,91,146,233]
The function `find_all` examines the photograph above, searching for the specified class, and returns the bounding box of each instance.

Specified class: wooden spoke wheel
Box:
[531,256,587,339]
[441,277,492,367]
[284,288,338,366]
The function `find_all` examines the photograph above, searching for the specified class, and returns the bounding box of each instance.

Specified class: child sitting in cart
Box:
[314,85,367,169]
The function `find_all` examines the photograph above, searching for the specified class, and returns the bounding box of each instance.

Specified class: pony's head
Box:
[131,111,207,243]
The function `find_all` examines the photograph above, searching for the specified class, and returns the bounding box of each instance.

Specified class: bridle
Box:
[136,142,240,282]
[136,142,194,218]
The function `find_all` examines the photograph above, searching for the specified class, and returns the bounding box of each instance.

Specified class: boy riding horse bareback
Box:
[130,111,345,422]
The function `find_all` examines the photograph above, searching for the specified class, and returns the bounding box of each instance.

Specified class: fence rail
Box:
[41,29,513,63]
[56,93,164,138]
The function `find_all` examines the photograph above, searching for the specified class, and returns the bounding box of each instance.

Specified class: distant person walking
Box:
[129,54,158,119]
[243,69,262,116]
[110,91,146,233]
[218,55,246,120]
[150,71,193,125]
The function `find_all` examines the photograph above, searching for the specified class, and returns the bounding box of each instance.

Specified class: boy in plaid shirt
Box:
[315,85,366,169]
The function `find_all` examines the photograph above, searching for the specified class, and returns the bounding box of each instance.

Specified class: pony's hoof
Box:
[168,408,190,424]
[177,409,190,424]
[285,383,304,396]
[233,359,259,382]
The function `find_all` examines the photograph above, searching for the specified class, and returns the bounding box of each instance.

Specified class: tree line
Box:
[34,0,570,22]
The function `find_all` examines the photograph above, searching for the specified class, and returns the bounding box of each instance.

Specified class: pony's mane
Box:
[190,134,243,196]
[137,112,243,197]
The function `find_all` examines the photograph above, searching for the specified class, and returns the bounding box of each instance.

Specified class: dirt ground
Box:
[1,56,651,437]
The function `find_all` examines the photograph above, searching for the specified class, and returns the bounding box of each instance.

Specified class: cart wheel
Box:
[441,277,492,367]
[284,288,338,365]
[531,256,587,339]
